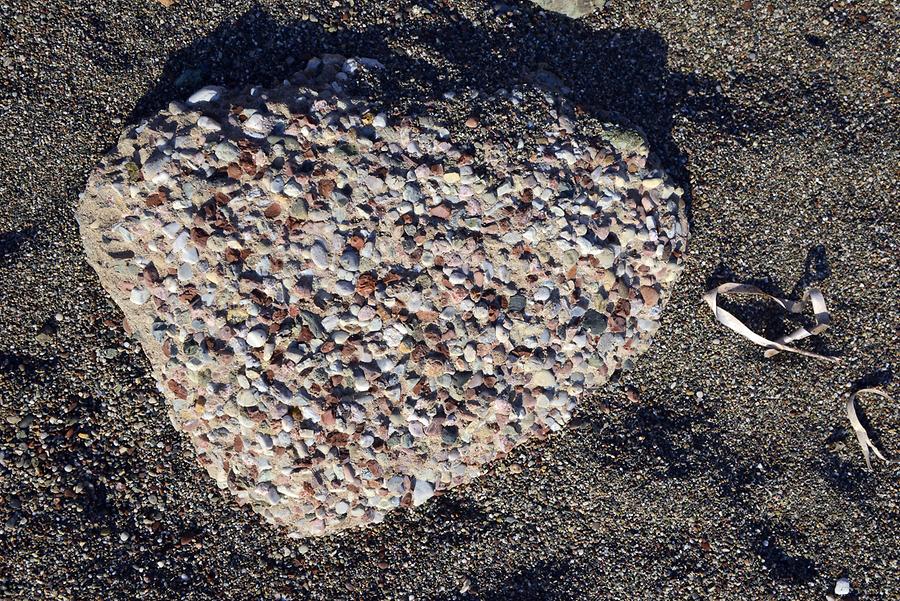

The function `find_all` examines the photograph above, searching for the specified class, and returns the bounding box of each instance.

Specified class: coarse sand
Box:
[0,1,897,599]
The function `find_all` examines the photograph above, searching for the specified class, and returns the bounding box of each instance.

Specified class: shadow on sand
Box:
[126,4,757,232]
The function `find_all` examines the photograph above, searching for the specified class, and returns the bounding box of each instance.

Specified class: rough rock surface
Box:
[76,55,687,536]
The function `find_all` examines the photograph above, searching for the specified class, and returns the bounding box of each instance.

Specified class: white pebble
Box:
[283,180,302,197]
[243,113,271,137]
[448,271,467,285]
[197,116,221,131]
[214,142,239,163]
[177,263,193,281]
[321,315,340,332]
[335,280,356,296]
[187,86,222,105]
[412,479,435,506]
[129,287,150,305]
[236,390,257,409]
[180,245,200,264]
[530,370,556,388]
[246,328,268,348]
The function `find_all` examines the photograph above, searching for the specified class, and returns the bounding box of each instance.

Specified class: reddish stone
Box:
[429,205,451,219]
[356,273,377,297]
[190,227,210,248]
[145,190,166,207]
[318,179,335,198]
[264,203,282,218]
[167,380,188,399]
[640,285,659,306]
[226,163,242,179]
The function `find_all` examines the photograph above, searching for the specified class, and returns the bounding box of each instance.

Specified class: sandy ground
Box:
[0,1,898,599]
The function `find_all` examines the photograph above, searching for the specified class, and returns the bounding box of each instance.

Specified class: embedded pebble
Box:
[245,328,267,348]
[129,287,150,305]
[339,248,359,271]
[412,480,435,506]
[310,242,329,268]
[214,142,239,163]
[197,116,221,131]
[531,370,556,388]
[187,85,222,105]
[77,55,688,537]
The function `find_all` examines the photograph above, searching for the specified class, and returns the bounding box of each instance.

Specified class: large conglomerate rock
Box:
[77,55,688,536]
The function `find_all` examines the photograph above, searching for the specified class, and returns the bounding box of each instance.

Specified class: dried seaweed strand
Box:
[702,283,838,363]
[847,388,892,470]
